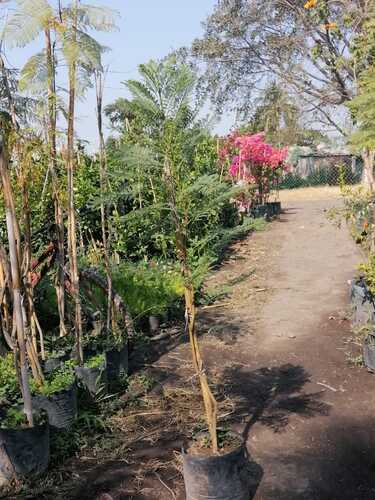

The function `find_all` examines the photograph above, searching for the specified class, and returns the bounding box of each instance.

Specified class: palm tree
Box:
[3,0,118,357]
[125,55,196,138]
[60,0,116,362]
[95,69,113,331]
[249,81,301,146]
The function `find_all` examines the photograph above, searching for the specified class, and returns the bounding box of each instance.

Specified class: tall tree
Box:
[3,0,118,349]
[193,0,369,135]
[95,69,113,331]
[65,0,83,362]
[121,55,196,143]
[348,3,375,189]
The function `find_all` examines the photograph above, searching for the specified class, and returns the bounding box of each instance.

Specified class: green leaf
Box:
[2,0,53,48]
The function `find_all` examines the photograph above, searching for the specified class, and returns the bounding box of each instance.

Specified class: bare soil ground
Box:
[15,186,375,499]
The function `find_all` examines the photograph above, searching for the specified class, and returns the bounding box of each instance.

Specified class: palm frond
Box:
[2,0,52,48]
[126,80,161,116]
[61,28,106,71]
[19,50,48,94]
[75,3,118,32]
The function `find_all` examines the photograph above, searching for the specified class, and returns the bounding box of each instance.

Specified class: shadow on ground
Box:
[20,363,359,500]
[257,418,375,500]
[221,363,329,437]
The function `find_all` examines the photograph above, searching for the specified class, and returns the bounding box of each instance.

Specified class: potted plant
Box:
[42,335,74,375]
[221,131,288,223]
[75,353,107,396]
[353,258,375,325]
[164,121,251,499]
[0,131,50,485]
[31,363,77,430]
[112,260,184,337]
[105,342,128,382]
[270,200,281,216]
[0,354,50,485]
[42,352,69,375]
[82,330,128,383]
[363,332,375,371]
[182,430,249,500]
[0,407,49,484]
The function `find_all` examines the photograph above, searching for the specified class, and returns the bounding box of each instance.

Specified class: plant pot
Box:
[75,364,107,396]
[149,315,160,334]
[0,421,49,483]
[271,201,281,215]
[251,205,268,219]
[363,334,375,371]
[42,352,69,375]
[105,344,129,381]
[182,432,250,500]
[350,279,375,326]
[32,384,77,430]
[265,202,275,217]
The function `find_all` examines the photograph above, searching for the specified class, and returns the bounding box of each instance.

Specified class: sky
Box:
[3,0,227,149]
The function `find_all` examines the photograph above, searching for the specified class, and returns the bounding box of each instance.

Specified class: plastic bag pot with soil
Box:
[105,344,129,381]
[32,384,77,430]
[363,333,375,371]
[251,205,268,219]
[0,421,49,483]
[265,202,275,217]
[182,432,250,500]
[149,315,160,334]
[350,279,375,326]
[42,352,69,375]
[75,363,107,396]
[271,201,281,215]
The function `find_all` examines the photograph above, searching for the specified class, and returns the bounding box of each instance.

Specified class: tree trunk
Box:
[362,150,375,251]
[362,149,375,191]
[19,157,44,380]
[0,55,22,262]
[67,1,83,364]
[95,71,113,332]
[164,159,218,453]
[0,136,33,427]
[45,26,67,338]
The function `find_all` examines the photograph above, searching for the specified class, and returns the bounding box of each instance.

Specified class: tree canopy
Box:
[193,0,369,136]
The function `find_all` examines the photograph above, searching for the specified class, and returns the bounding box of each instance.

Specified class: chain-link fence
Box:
[279,154,362,189]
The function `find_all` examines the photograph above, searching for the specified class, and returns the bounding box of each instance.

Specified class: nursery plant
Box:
[0,118,50,486]
[220,131,288,207]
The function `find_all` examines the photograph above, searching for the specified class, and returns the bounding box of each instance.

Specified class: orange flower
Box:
[304,0,317,9]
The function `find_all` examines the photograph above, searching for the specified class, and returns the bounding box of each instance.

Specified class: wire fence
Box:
[279,154,362,189]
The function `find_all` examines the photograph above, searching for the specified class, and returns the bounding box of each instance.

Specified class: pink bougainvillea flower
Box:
[221,130,289,201]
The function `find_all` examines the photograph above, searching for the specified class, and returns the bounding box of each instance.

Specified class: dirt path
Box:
[240,197,375,500]
[208,194,375,500]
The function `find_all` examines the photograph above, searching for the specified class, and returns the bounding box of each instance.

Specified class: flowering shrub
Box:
[220,132,289,205]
